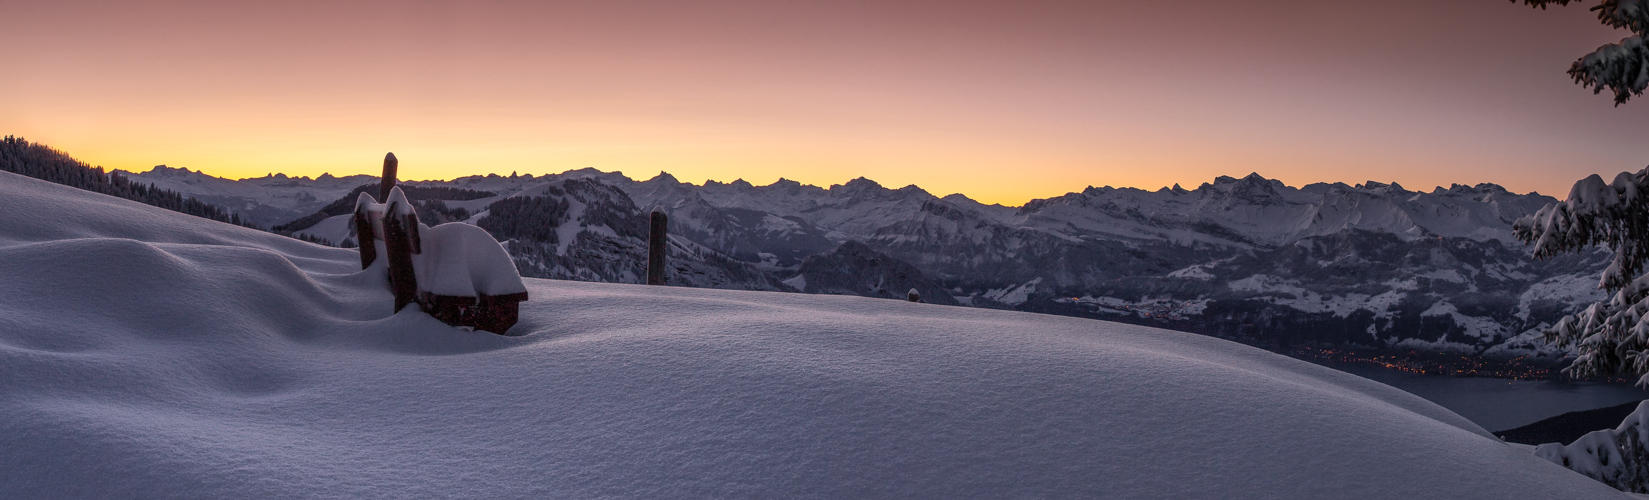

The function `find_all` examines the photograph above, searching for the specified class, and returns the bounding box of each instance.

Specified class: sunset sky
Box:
[4,0,1645,205]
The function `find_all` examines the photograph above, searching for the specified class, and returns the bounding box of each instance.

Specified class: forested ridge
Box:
[1,135,260,229]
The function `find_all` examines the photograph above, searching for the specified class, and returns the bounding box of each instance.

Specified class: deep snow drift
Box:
[0,170,1627,498]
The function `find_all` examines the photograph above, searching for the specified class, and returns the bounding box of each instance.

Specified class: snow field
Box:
[0,171,1629,498]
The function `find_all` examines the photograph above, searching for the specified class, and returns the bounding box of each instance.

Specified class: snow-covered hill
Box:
[0,169,1629,498]
[127,165,1611,360]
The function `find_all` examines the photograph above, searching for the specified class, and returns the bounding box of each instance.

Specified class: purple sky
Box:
[3,0,1644,204]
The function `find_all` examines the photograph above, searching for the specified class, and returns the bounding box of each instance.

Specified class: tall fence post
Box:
[379,152,398,202]
[648,206,668,285]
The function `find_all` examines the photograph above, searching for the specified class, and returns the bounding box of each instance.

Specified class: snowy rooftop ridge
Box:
[0,169,1628,498]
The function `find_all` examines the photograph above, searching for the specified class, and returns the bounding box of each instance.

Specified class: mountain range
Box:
[122,164,1611,361]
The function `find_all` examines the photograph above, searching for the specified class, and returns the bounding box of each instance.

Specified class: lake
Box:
[1315,361,1649,432]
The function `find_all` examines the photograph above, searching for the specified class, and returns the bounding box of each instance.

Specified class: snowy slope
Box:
[0,170,1629,498]
[291,212,354,244]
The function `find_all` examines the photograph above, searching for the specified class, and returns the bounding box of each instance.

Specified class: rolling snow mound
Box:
[0,170,1626,498]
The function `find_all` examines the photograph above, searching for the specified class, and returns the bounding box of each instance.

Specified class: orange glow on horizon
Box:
[4,0,1644,206]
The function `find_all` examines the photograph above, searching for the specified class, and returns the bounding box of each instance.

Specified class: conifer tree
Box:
[1516,169,1649,383]
[1514,1,1649,382]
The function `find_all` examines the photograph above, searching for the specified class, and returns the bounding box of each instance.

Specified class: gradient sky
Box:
[4,0,1645,205]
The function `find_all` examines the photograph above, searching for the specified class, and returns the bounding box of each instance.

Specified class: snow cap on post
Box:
[384,186,416,216]
[354,191,381,214]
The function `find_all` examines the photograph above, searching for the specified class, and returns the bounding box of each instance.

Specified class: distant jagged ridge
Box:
[0,136,261,230]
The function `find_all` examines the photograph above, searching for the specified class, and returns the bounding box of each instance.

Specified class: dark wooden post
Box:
[647,206,668,285]
[383,201,419,312]
[354,202,377,269]
[907,288,921,302]
[379,152,398,202]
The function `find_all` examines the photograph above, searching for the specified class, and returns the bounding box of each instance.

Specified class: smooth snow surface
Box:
[0,171,1627,499]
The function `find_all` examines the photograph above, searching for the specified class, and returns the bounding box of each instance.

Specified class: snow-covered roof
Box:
[411,222,527,297]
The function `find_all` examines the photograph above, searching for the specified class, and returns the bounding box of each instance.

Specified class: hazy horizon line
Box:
[121,163,1561,208]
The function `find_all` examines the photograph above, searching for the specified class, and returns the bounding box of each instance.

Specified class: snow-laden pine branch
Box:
[1519,0,1649,104]
[1572,34,1649,105]
[1515,166,1649,384]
